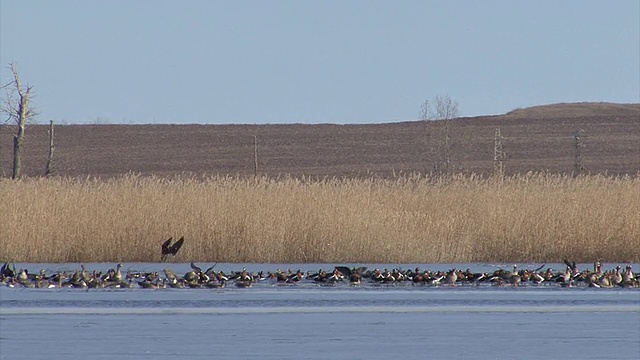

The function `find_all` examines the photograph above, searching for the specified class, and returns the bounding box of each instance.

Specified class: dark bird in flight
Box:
[161,236,185,261]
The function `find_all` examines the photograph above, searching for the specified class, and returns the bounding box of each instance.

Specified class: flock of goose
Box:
[1,238,637,289]
[0,260,637,290]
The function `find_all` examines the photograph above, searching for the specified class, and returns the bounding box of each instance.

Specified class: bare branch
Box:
[1,61,36,178]
[419,99,432,120]
[420,94,459,121]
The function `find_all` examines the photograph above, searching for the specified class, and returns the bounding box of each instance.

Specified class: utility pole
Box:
[45,120,55,176]
[494,127,506,178]
[253,135,258,178]
[572,130,585,177]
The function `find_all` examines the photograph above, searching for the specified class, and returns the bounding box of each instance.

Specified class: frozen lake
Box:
[1,263,639,359]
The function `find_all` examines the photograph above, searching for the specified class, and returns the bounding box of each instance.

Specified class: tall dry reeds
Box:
[1,173,638,263]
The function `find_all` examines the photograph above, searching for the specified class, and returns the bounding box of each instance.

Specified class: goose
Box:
[206,277,224,288]
[211,271,228,288]
[327,269,345,282]
[198,271,210,283]
[183,269,199,283]
[470,272,488,284]
[459,269,485,284]
[34,271,50,288]
[272,269,289,283]
[370,269,384,282]
[612,266,623,286]
[235,268,253,288]
[163,268,178,282]
[333,266,353,278]
[80,264,92,282]
[287,269,304,284]
[0,262,16,279]
[113,263,123,282]
[143,272,159,282]
[543,268,555,282]
[560,267,573,287]
[49,272,69,287]
[392,268,406,282]
[428,271,446,286]
[412,268,425,284]
[598,271,613,288]
[380,269,395,283]
[563,259,581,280]
[103,264,123,283]
[309,269,329,283]
[71,278,88,288]
[16,269,29,284]
[126,270,142,280]
[138,278,165,289]
[622,265,635,284]
[508,265,521,286]
[349,270,361,286]
[587,261,603,287]
[163,269,184,288]
[445,268,458,285]
[530,271,545,285]
[88,276,105,288]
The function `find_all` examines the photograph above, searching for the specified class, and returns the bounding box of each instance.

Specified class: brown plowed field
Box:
[1,103,638,178]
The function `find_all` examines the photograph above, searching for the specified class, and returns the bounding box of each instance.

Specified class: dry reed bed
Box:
[1,174,638,263]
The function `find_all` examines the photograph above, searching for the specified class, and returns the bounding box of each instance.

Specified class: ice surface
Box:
[1,263,639,360]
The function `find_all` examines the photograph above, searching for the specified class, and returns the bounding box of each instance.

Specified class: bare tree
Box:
[1,62,37,179]
[433,94,459,120]
[419,99,432,120]
[421,94,460,175]
[420,94,459,121]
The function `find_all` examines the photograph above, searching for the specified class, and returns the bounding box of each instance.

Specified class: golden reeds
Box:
[1,173,638,263]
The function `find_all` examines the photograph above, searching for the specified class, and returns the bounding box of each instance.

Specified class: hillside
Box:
[505,102,640,118]
[1,103,638,178]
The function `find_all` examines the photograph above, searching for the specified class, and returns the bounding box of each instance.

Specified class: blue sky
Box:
[1,1,638,124]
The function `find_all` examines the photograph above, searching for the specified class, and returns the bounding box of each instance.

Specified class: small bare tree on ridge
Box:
[420,94,460,175]
[420,94,459,121]
[1,62,37,179]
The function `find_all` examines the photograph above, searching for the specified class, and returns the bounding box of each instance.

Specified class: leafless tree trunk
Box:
[45,120,55,176]
[1,62,36,179]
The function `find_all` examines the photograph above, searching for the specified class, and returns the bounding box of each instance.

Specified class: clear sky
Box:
[1,1,639,124]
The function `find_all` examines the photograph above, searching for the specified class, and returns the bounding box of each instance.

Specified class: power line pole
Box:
[494,127,506,178]
[572,129,585,177]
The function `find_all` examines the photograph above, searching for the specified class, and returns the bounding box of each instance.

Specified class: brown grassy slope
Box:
[506,102,640,118]
[0,103,638,178]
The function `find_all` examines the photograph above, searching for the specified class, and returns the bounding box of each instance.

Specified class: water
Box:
[1,263,639,359]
